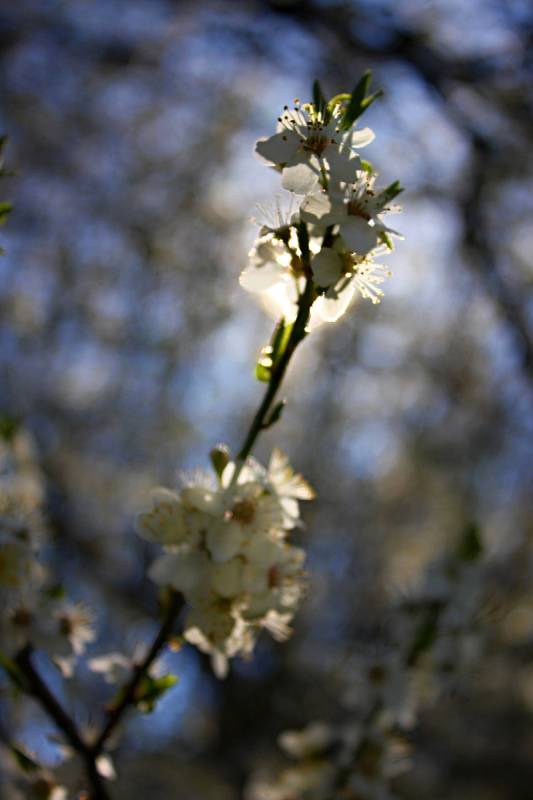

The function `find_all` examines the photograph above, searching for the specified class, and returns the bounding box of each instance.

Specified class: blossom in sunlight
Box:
[245,86,404,328]
[313,247,393,309]
[239,229,301,297]
[252,193,301,237]
[255,101,373,194]
[138,448,313,677]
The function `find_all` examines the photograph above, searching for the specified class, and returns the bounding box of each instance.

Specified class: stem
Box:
[91,591,183,755]
[13,593,182,800]
[233,278,314,474]
[15,646,111,800]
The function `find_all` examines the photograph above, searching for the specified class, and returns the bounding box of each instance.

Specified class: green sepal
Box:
[340,70,383,131]
[359,159,374,174]
[135,673,178,713]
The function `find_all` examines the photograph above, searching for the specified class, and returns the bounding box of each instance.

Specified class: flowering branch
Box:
[2,75,407,797]
[14,645,112,800]
[91,591,183,756]
[235,276,314,470]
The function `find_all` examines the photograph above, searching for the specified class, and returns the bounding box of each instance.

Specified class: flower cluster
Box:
[247,528,485,800]
[240,81,403,327]
[138,448,314,677]
[0,424,95,674]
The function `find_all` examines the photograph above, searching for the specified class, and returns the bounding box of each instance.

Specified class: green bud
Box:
[210,444,230,479]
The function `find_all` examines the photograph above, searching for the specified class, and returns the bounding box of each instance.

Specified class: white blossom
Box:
[139,449,313,676]
[88,652,132,685]
[255,101,373,194]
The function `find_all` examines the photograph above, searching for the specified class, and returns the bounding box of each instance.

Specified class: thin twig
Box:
[91,591,183,756]
[14,645,112,800]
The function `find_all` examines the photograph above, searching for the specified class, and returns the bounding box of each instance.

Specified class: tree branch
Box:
[14,645,112,800]
[91,591,183,756]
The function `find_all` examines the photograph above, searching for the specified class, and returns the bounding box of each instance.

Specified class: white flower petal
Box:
[314,282,357,322]
[341,217,379,254]
[269,448,315,500]
[180,485,221,514]
[148,550,208,592]
[260,278,300,322]
[326,148,361,185]
[347,126,376,148]
[206,521,244,562]
[239,262,285,293]
[282,162,320,195]
[255,132,296,165]
[311,248,343,287]
[210,559,244,598]
[244,535,281,567]
[300,191,334,224]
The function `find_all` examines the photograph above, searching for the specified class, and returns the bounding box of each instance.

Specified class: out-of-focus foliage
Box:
[0,1,532,798]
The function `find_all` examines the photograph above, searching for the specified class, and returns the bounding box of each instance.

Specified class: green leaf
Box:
[312,79,327,120]
[456,524,483,562]
[135,673,178,713]
[262,400,286,431]
[0,201,12,225]
[270,320,293,365]
[340,70,383,130]
[270,321,287,362]
[256,319,296,385]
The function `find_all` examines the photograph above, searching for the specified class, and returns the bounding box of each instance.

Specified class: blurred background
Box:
[0,0,532,797]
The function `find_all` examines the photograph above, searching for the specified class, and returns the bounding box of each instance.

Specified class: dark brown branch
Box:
[91,591,183,756]
[14,645,112,800]
[14,593,183,798]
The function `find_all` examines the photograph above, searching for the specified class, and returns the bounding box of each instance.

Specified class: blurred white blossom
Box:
[138,448,313,677]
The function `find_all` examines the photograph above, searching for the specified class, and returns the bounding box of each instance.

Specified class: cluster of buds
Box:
[248,527,485,800]
[0,423,95,674]
[240,76,403,327]
[138,447,314,677]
